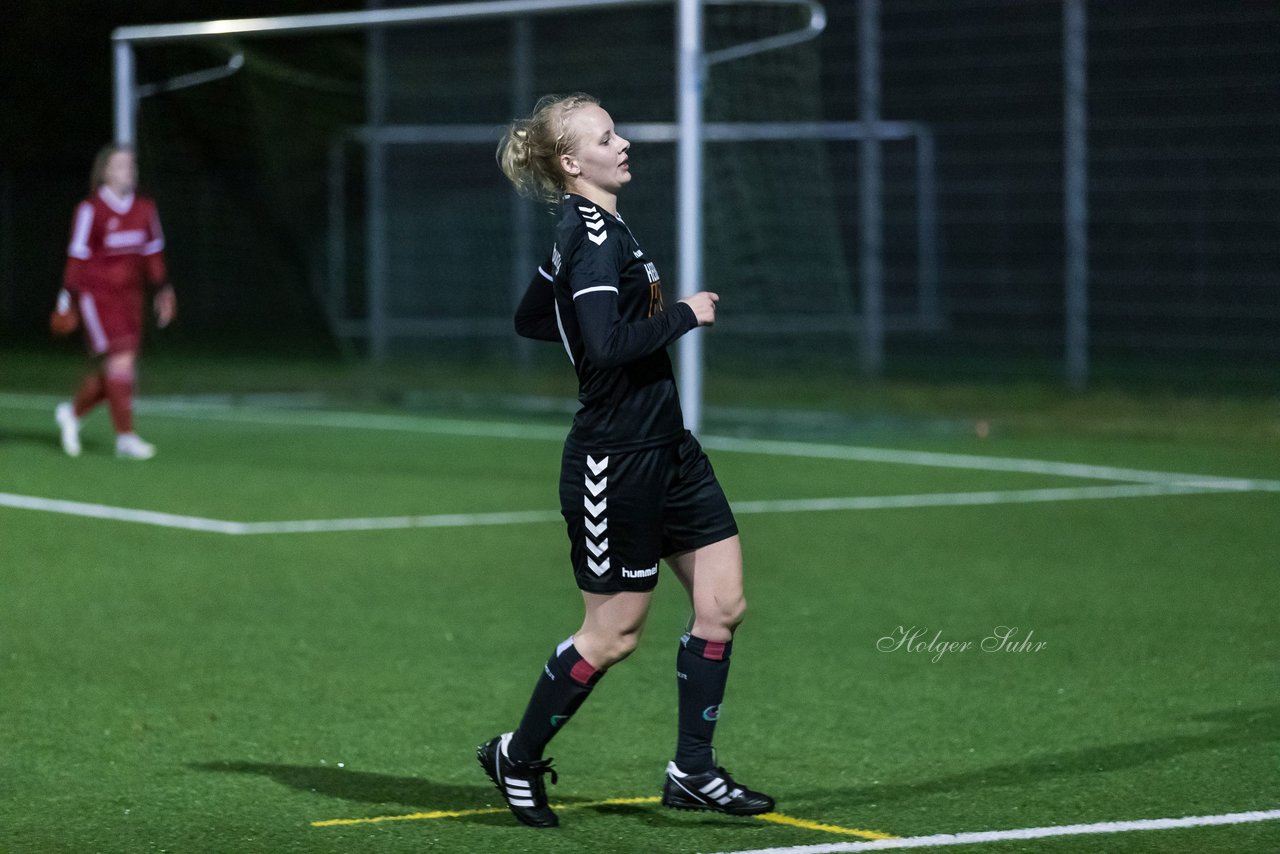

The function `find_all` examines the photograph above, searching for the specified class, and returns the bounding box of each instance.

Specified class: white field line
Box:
[700,435,1280,491]
[707,808,1280,854]
[4,391,1278,490]
[0,492,561,535]
[2,391,1280,491]
[730,482,1221,515]
[0,492,244,534]
[234,509,562,534]
[0,482,1243,536]
[0,392,566,441]
[3,393,1277,537]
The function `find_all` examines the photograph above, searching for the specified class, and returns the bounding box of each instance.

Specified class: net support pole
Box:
[915,126,941,330]
[1063,0,1089,390]
[366,3,390,362]
[113,40,137,144]
[676,0,706,433]
[858,0,885,378]
[511,17,536,367]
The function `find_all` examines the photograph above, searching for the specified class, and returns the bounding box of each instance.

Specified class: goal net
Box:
[123,1,937,411]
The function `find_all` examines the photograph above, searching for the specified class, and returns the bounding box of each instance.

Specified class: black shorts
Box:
[559,431,738,594]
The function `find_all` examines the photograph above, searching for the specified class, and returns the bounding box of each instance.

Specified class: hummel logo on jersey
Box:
[633,250,644,258]
[621,564,658,579]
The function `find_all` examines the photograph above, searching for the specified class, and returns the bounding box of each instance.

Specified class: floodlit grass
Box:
[2,350,1278,853]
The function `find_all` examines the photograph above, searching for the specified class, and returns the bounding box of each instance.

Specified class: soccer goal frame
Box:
[111,0,939,430]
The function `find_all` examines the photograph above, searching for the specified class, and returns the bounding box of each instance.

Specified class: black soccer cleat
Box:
[661,761,775,815]
[476,732,560,828]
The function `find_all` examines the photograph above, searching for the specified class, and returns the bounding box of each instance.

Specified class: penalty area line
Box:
[0,483,1234,535]
[5,391,1278,492]
[0,492,561,535]
[707,808,1280,854]
[729,482,1220,515]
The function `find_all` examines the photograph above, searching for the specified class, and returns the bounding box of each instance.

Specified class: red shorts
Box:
[78,291,143,356]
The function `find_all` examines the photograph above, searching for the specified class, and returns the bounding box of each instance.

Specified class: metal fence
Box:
[6,1,1270,398]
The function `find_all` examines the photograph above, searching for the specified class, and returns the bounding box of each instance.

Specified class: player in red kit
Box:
[54,144,176,460]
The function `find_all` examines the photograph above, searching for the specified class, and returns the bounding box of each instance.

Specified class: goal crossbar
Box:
[112,0,825,143]
[111,0,822,43]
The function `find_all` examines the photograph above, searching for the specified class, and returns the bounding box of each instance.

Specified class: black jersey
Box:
[514,193,698,453]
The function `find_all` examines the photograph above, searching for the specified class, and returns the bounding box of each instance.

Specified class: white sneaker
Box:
[115,433,156,461]
[55,402,81,457]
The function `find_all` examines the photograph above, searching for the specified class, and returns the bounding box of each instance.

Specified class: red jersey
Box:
[64,187,168,297]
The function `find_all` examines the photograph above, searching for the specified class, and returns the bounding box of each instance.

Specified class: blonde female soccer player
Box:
[54,144,175,460]
[477,93,773,828]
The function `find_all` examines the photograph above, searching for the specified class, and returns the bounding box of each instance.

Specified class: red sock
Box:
[73,371,106,418]
[105,370,134,434]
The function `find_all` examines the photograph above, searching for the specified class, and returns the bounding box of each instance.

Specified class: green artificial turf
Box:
[1,356,1278,853]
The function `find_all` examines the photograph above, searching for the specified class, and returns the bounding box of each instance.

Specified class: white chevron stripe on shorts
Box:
[583,454,610,575]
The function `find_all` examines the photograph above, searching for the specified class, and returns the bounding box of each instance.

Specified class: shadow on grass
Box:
[583,800,756,831]
[189,761,765,830]
[0,428,73,454]
[792,704,1280,806]
[190,760,500,810]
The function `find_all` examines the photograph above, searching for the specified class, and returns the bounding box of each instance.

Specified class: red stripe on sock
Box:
[702,641,727,661]
[568,658,599,686]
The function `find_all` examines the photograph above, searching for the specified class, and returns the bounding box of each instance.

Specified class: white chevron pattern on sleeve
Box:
[578,205,608,246]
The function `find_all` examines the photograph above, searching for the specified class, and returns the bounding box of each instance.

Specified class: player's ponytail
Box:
[498,93,599,206]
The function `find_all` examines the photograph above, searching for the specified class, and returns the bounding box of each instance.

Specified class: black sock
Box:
[675,633,732,774]
[507,637,604,762]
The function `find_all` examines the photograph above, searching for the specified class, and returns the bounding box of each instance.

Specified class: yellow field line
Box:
[314,797,895,841]
[753,811,896,840]
[311,796,660,827]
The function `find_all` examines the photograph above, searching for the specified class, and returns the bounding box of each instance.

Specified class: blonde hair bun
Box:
[497,93,600,205]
